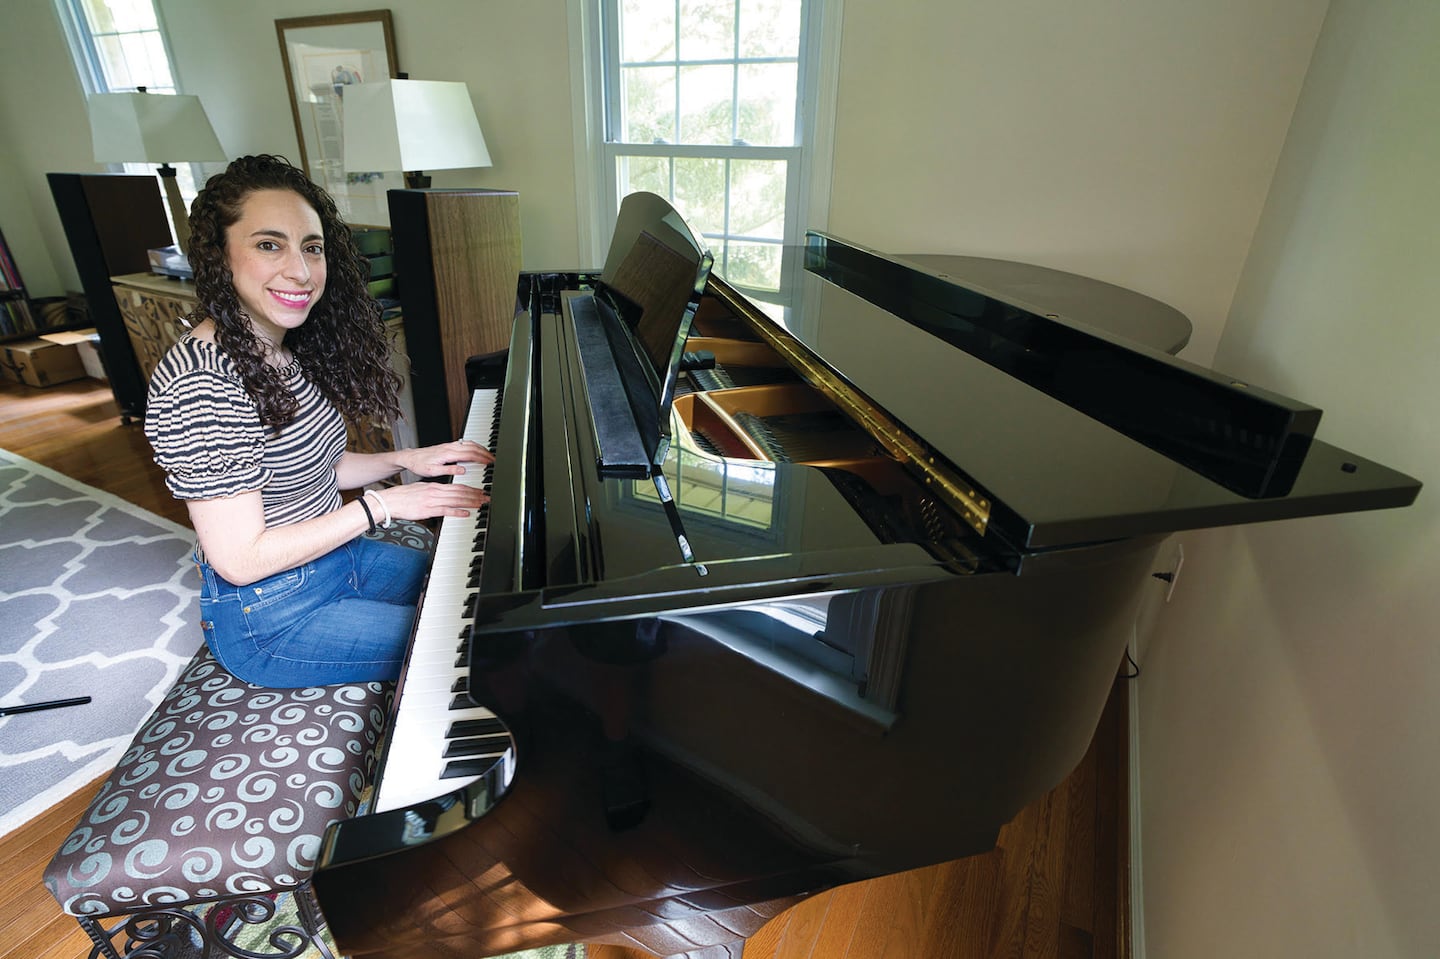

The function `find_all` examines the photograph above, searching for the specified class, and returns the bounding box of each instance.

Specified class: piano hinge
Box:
[706,278,991,537]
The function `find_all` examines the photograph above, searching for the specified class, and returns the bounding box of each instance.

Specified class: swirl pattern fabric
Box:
[44,643,393,918]
[362,517,434,551]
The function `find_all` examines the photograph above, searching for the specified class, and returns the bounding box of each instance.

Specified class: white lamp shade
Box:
[342,79,492,173]
[89,92,226,164]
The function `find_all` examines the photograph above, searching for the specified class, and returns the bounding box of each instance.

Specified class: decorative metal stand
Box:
[75,884,337,959]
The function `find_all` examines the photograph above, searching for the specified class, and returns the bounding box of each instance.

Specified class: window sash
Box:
[595,0,813,296]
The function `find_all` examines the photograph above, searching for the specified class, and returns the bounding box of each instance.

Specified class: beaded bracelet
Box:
[357,495,377,534]
[363,488,393,528]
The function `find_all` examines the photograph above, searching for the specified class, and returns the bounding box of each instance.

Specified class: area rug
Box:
[0,448,201,840]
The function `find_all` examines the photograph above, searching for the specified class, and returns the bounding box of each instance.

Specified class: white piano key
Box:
[373,389,516,814]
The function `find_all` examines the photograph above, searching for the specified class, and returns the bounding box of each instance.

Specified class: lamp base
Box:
[157,163,192,256]
[404,171,432,190]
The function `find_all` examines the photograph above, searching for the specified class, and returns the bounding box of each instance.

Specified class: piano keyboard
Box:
[373,389,517,814]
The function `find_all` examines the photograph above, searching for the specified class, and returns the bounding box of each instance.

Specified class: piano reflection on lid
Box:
[311,192,1420,959]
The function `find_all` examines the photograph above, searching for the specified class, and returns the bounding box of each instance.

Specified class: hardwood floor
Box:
[0,375,1131,959]
[0,375,187,527]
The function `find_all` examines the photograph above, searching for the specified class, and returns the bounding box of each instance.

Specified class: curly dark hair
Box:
[186,154,401,428]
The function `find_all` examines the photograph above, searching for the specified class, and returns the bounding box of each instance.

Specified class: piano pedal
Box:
[601,743,651,831]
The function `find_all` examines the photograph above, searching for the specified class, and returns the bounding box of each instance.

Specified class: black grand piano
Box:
[311,193,1419,958]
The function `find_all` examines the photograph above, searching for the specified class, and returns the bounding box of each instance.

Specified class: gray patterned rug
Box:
[0,448,201,839]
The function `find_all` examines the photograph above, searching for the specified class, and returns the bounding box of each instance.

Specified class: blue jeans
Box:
[197,536,428,687]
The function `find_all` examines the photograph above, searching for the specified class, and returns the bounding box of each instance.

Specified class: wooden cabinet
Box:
[110,272,192,382]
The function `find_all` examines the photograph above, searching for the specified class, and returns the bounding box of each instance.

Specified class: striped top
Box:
[145,335,346,527]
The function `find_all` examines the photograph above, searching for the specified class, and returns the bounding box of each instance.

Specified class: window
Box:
[55,0,203,207]
[591,0,833,297]
[58,0,175,96]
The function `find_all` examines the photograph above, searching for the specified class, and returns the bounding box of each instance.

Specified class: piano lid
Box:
[726,235,1420,550]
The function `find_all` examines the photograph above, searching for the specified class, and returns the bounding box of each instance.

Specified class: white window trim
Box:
[52,0,185,98]
[566,0,844,272]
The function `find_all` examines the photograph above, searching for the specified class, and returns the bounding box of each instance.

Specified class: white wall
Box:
[1139,1,1439,956]
[0,0,102,297]
[825,0,1328,368]
[0,0,582,296]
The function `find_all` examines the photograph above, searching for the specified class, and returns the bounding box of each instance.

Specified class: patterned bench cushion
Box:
[44,639,393,918]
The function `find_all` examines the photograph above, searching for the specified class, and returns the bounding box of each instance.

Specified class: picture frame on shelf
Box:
[275,9,403,224]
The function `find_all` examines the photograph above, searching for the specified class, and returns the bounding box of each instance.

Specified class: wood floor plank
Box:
[954,852,1006,958]
[1019,791,1063,959]
[0,881,73,955]
[770,890,827,959]
[877,867,930,959]
[911,862,965,959]
[987,799,1042,959]
[805,880,867,959]
[1062,721,1098,930]
[6,911,92,959]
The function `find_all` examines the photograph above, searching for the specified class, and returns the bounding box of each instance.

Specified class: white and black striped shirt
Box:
[145,335,346,527]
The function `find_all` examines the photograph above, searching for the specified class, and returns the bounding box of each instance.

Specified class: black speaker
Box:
[48,173,172,422]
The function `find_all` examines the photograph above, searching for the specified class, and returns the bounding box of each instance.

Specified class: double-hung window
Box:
[592,0,831,298]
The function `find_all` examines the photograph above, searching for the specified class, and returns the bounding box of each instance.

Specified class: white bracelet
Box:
[363,488,392,528]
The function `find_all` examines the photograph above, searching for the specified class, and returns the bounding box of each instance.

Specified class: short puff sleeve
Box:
[145,368,272,501]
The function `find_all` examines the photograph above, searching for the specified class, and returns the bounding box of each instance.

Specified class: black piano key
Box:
[444,735,512,759]
[447,717,507,738]
[441,756,504,779]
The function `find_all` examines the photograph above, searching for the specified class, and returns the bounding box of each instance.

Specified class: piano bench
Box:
[42,519,433,958]
[42,626,406,957]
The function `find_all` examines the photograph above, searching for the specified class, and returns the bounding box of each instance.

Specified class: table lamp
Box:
[88,88,227,256]
[341,79,492,189]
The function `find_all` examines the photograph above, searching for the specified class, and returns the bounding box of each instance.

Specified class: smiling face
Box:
[224,188,327,353]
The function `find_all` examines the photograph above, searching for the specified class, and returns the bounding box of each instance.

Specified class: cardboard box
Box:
[1,337,87,387]
[40,328,105,380]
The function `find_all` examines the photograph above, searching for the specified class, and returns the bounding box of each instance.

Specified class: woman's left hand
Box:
[399,439,495,479]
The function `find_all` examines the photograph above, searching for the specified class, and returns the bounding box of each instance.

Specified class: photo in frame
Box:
[276,10,403,224]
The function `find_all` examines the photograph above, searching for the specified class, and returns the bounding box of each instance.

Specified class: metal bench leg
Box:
[72,889,336,959]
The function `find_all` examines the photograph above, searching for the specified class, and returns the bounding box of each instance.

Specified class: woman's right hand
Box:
[365,477,489,524]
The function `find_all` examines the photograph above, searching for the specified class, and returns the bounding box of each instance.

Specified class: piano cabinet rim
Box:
[684,335,788,368]
[703,274,993,537]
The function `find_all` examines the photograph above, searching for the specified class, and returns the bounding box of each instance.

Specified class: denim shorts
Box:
[197,535,429,688]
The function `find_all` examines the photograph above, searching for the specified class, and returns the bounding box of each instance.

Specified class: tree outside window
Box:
[599,0,812,296]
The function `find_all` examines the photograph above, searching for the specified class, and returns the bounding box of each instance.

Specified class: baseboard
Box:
[1128,659,1146,959]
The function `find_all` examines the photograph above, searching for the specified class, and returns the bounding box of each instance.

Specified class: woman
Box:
[144,154,491,688]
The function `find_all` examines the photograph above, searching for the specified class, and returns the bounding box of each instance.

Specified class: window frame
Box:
[54,0,180,98]
[576,0,841,300]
